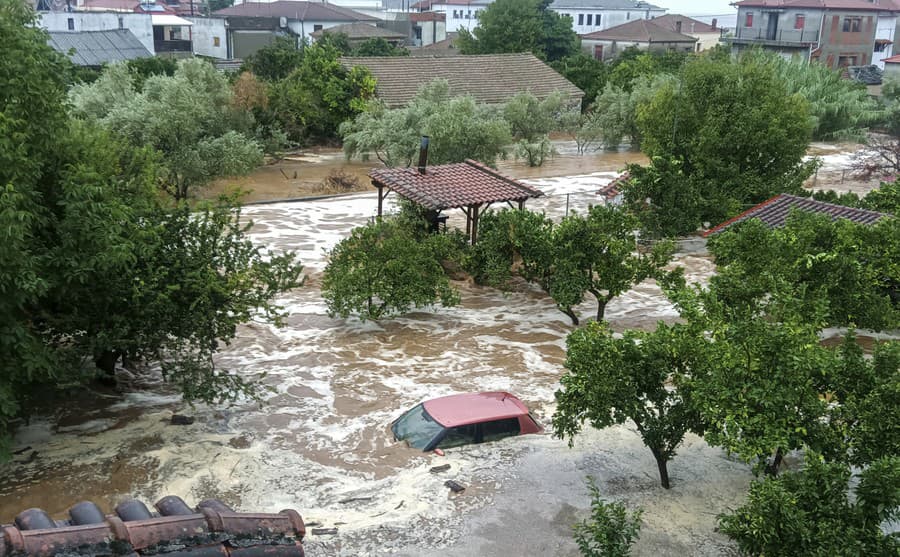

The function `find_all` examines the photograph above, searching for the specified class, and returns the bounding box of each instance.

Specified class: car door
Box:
[480,417,521,443]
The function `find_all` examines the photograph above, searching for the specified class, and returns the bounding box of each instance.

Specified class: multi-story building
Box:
[411,0,665,35]
[728,0,899,70]
[549,0,665,35]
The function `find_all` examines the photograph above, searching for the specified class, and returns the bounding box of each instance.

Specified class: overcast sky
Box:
[653,0,737,16]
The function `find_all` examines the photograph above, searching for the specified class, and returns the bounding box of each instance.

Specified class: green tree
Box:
[504,91,571,166]
[550,53,608,108]
[573,478,643,557]
[554,322,707,489]
[240,36,303,81]
[470,206,676,325]
[269,42,376,142]
[624,55,815,236]
[70,58,264,201]
[341,79,511,167]
[708,213,900,331]
[719,455,900,556]
[861,180,900,214]
[0,0,304,454]
[742,49,879,141]
[322,219,460,321]
[125,56,178,89]
[351,37,409,57]
[457,0,578,61]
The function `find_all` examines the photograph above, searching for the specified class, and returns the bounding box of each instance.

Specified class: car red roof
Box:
[422,392,531,427]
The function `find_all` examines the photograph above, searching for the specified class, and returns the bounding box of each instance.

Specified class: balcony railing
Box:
[729,27,820,45]
[154,39,192,52]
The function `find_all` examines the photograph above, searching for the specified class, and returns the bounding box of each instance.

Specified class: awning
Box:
[151,14,193,26]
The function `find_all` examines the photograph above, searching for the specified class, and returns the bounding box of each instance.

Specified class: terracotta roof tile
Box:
[310,22,406,40]
[370,159,543,209]
[581,19,698,42]
[598,171,629,200]
[341,53,583,107]
[704,194,889,236]
[651,14,720,33]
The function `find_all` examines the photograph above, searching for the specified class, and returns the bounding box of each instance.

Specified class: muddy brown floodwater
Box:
[0,141,891,556]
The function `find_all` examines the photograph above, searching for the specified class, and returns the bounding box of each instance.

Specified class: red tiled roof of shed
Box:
[370,160,543,210]
[703,194,889,236]
[598,171,629,200]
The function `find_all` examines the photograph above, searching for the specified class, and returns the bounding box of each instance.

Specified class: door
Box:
[766,13,778,40]
[593,44,603,60]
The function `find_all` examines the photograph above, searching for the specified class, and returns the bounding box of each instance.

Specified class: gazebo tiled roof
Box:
[370,159,543,210]
[704,194,889,236]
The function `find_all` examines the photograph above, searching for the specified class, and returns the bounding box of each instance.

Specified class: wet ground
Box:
[0,141,890,555]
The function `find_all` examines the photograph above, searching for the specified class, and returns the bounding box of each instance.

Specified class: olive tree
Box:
[70,58,264,201]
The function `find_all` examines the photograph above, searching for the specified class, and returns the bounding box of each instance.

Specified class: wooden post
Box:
[465,206,472,236]
[517,199,524,210]
[376,183,384,218]
[471,204,481,245]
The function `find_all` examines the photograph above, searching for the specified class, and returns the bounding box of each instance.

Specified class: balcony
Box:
[154,39,192,52]
[727,27,819,47]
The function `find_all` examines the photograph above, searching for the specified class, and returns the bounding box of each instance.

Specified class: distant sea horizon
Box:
[684,13,738,31]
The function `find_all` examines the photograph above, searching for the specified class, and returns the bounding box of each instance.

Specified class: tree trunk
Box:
[765,448,784,477]
[561,306,579,326]
[652,450,671,489]
[95,351,120,387]
[595,298,608,322]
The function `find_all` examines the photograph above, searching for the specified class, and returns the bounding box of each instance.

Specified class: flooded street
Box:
[0,141,886,555]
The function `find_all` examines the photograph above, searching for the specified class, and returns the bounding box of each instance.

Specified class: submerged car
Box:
[391,392,542,451]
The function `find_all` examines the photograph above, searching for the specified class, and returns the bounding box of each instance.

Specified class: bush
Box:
[573,478,642,557]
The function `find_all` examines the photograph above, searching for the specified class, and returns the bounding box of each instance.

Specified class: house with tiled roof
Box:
[212,1,377,58]
[651,14,722,52]
[884,52,900,78]
[580,19,696,60]
[727,0,900,70]
[410,11,447,46]
[340,53,583,107]
[703,194,889,236]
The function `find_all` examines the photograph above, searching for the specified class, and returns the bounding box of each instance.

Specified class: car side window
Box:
[482,417,521,443]
[437,424,478,449]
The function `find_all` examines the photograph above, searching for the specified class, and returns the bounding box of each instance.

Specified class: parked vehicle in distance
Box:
[391,392,542,451]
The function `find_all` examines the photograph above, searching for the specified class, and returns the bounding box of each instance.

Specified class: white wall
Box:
[186,16,228,59]
[873,15,896,69]
[432,1,491,33]
[40,12,155,54]
[287,19,354,41]
[553,7,665,34]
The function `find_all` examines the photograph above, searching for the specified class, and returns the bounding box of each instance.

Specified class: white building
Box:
[412,0,666,36]
[411,0,491,33]
[185,16,228,59]
[873,11,897,69]
[550,0,666,35]
[39,11,155,54]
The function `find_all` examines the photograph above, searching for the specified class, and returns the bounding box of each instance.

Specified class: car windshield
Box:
[391,403,445,450]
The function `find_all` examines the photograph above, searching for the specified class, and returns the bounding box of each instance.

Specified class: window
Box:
[67,17,74,30]
[795,14,805,29]
[875,40,888,52]
[118,16,124,29]
[482,418,521,443]
[838,55,857,67]
[595,13,601,26]
[437,424,478,449]
[842,17,861,32]
[213,36,220,47]
[578,13,584,25]
[313,24,323,31]
[586,14,592,26]
[452,9,457,18]
[745,12,753,27]
[626,11,630,20]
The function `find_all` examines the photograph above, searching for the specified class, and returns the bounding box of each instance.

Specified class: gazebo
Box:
[369,158,544,244]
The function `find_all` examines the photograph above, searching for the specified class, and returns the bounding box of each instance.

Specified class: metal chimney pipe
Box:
[417,136,430,174]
